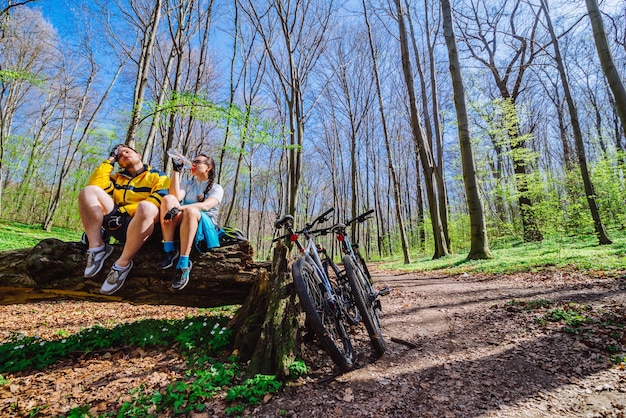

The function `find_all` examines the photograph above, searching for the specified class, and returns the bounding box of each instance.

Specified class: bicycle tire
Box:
[343,255,386,357]
[324,258,361,325]
[354,249,373,284]
[292,258,355,370]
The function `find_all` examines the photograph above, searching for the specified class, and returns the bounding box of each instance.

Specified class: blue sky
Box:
[35,0,81,40]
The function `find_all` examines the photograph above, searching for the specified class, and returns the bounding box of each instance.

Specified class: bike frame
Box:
[332,209,375,275]
[275,209,339,306]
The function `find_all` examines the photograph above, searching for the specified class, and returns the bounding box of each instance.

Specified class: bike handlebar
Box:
[273,209,335,241]
[308,208,334,229]
[346,209,375,226]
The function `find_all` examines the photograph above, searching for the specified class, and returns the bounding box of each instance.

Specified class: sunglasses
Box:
[192,160,209,165]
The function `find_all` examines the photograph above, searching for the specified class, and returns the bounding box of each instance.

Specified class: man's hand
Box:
[109,144,124,161]
[104,208,126,230]
[172,158,184,172]
[164,207,180,221]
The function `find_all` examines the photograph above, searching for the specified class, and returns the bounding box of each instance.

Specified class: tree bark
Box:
[585,0,626,133]
[125,0,162,147]
[457,0,544,243]
[0,238,313,379]
[0,238,266,307]
[441,0,492,260]
[229,242,305,378]
[393,0,448,259]
[541,0,612,245]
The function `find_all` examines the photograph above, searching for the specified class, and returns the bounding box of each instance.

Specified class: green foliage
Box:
[0,68,45,87]
[116,385,159,417]
[225,374,282,414]
[0,316,230,374]
[157,363,237,415]
[64,405,92,418]
[177,322,233,367]
[146,92,287,154]
[0,375,8,385]
[287,360,308,378]
[543,304,591,327]
[506,299,552,311]
[27,405,49,417]
[591,153,626,230]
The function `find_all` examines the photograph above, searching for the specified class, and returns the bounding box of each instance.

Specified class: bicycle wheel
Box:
[354,249,373,284]
[292,258,355,370]
[343,255,386,357]
[324,258,361,325]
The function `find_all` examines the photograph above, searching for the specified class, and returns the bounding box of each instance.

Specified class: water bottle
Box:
[166,148,193,169]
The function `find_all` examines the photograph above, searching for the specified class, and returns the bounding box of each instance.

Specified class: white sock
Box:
[113,262,131,272]
[89,244,105,253]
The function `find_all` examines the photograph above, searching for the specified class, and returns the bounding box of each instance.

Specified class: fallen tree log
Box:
[0,238,268,307]
[0,237,304,377]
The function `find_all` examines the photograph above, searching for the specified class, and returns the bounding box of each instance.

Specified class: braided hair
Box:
[198,154,216,202]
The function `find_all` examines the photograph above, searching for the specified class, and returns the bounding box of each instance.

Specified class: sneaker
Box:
[84,243,114,278]
[172,261,192,290]
[100,261,133,295]
[158,250,179,270]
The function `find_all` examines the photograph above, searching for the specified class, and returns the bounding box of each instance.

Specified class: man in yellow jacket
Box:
[78,144,170,295]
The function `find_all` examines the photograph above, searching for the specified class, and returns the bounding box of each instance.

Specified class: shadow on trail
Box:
[256,272,625,417]
[378,272,624,323]
[361,325,614,416]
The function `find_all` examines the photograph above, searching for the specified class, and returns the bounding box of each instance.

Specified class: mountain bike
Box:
[331,209,389,357]
[273,208,355,370]
[317,239,361,326]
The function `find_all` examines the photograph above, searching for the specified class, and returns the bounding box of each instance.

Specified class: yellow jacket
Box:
[88,160,170,217]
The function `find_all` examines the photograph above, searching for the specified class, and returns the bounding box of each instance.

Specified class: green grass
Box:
[375,231,626,275]
[4,220,626,275]
[0,220,82,250]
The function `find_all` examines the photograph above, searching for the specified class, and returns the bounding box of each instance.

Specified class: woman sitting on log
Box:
[159,153,224,290]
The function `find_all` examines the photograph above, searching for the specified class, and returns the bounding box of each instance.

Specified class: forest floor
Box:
[1,267,625,417]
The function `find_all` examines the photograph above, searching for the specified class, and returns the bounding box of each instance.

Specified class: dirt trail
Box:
[0,269,624,417]
[253,270,626,417]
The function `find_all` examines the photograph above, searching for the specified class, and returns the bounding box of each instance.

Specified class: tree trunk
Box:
[125,0,162,147]
[585,0,626,132]
[394,0,448,259]
[405,0,450,249]
[229,242,305,378]
[541,0,612,245]
[363,0,411,264]
[441,0,492,260]
[0,238,264,307]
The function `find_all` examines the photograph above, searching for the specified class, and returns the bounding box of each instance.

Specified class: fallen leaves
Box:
[1,270,625,417]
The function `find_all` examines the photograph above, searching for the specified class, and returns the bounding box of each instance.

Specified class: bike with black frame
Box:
[331,209,389,357]
[273,208,356,370]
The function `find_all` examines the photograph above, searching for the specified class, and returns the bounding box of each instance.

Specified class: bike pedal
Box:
[378,286,391,297]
